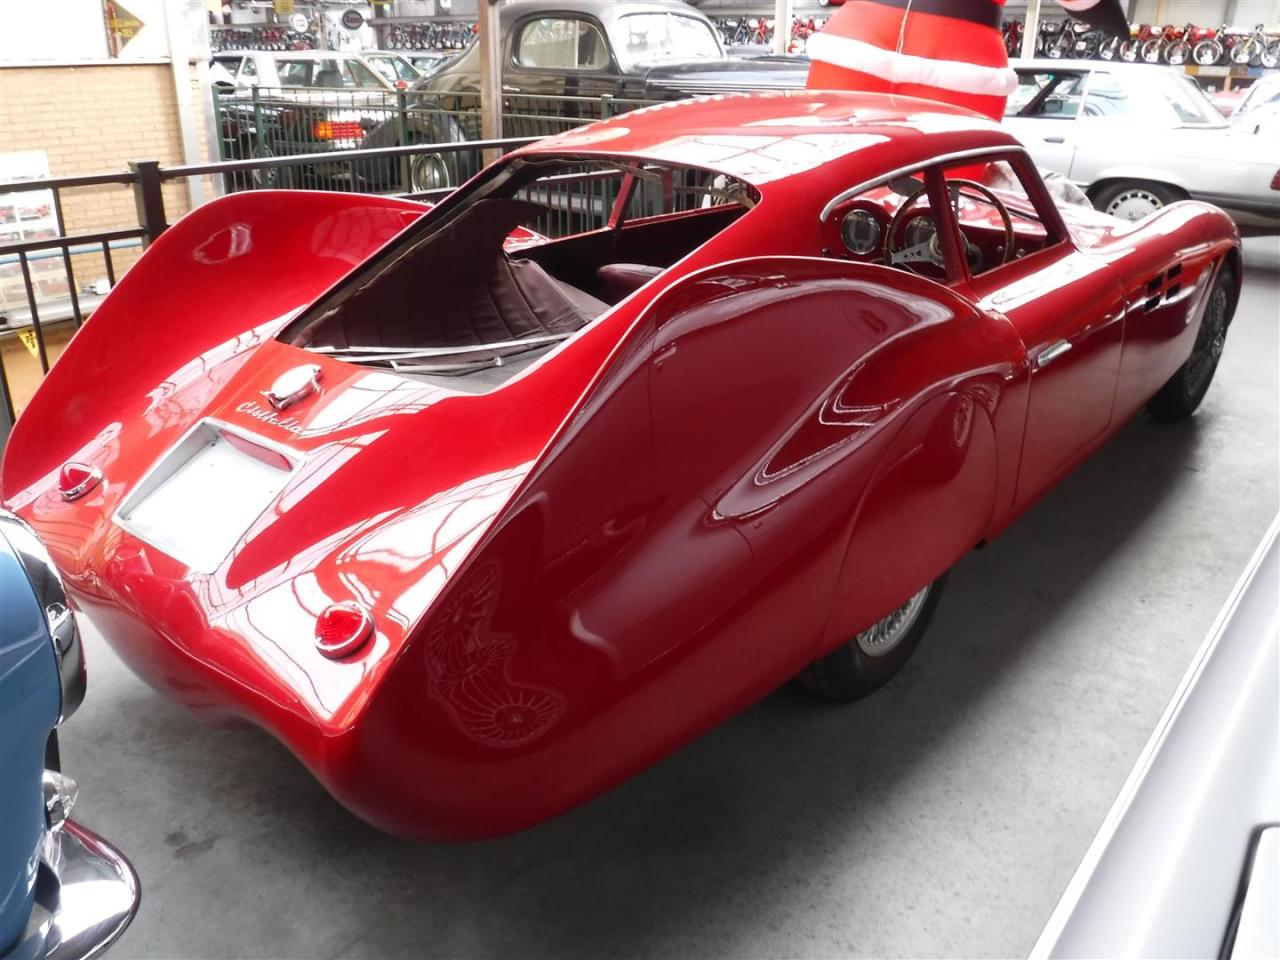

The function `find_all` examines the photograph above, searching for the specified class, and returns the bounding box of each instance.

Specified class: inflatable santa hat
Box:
[806,0,1131,122]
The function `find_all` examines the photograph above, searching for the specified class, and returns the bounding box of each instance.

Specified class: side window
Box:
[514,17,609,70]
[941,157,1060,280]
[239,56,256,81]
[1007,71,1086,119]
[277,60,312,86]
[623,168,741,220]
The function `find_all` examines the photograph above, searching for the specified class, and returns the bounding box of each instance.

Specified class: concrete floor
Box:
[67,238,1278,959]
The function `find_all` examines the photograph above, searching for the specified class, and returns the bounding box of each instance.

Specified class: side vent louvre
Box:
[1167,264,1182,280]
[1166,283,1181,302]
[1146,277,1162,296]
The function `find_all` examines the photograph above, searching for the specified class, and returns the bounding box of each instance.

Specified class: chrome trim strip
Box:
[1035,339,1074,370]
[0,510,86,723]
[819,146,1035,223]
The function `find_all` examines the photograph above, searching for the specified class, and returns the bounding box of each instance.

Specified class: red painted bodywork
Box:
[1,92,1240,839]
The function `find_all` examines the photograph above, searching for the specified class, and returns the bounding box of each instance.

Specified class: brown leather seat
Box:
[299,199,608,350]
[597,263,663,304]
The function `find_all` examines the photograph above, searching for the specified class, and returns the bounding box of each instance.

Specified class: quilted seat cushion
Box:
[301,198,608,350]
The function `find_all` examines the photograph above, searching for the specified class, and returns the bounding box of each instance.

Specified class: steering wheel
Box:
[886,178,1016,275]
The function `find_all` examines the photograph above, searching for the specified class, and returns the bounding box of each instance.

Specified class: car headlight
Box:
[0,510,86,722]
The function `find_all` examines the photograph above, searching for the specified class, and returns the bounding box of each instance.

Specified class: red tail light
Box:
[1271,169,1280,191]
[58,462,102,501]
[312,120,364,141]
[315,602,373,659]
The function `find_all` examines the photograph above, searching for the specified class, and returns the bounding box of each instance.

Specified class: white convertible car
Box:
[1006,60,1280,230]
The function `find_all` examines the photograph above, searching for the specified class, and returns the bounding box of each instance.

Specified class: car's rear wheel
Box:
[1147,265,1235,422]
[250,142,293,189]
[1092,180,1182,222]
[798,575,948,702]
[408,146,453,193]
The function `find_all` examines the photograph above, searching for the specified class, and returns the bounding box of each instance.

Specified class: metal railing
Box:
[212,87,659,194]
[0,134,540,442]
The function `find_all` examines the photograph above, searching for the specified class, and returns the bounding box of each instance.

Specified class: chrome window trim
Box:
[819,145,1036,224]
[0,510,86,723]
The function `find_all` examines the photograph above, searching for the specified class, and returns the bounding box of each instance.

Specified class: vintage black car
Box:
[362,0,808,189]
[417,0,806,100]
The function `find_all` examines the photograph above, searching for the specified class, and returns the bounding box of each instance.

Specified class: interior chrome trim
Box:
[819,145,1035,223]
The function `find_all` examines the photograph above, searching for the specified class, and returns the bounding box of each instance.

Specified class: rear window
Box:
[277,58,384,89]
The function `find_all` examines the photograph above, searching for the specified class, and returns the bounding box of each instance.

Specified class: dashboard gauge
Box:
[841,209,882,256]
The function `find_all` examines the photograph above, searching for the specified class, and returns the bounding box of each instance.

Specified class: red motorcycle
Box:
[1165,23,1217,65]
[1119,23,1160,62]
[1189,23,1225,64]
[1142,23,1183,64]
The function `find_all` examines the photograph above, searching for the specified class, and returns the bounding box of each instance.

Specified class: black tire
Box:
[798,574,948,703]
[367,113,473,194]
[1147,265,1236,422]
[1091,180,1183,222]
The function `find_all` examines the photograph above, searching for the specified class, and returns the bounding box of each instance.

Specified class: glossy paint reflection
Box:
[1,92,1242,839]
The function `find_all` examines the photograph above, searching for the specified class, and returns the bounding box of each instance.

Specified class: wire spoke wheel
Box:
[1185,283,1230,396]
[854,586,931,658]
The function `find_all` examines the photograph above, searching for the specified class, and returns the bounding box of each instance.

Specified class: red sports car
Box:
[1,91,1240,840]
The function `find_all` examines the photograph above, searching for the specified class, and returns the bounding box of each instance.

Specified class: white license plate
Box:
[115,421,299,573]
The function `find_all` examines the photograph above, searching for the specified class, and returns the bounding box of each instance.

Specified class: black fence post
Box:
[129,160,168,247]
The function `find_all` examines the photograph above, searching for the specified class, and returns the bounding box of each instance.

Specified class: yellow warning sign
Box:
[106,1,144,47]
[274,0,296,14]
[17,329,40,359]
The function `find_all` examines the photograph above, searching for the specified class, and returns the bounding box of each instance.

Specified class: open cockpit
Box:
[279,156,758,391]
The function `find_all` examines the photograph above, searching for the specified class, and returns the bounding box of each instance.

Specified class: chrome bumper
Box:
[5,821,139,960]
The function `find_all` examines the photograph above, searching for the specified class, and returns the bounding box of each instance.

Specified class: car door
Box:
[944,154,1127,506]
[1005,68,1088,180]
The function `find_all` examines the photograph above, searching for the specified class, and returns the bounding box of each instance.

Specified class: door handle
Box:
[1043,136,1067,144]
[1035,339,1073,370]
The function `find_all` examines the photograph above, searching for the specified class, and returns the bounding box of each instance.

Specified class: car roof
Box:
[500,0,711,22]
[1009,57,1179,74]
[257,50,377,61]
[521,90,1017,194]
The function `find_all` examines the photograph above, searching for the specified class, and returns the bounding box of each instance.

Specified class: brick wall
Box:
[0,61,207,242]
[0,60,210,415]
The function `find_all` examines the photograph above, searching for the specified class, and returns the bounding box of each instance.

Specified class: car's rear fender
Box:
[347,257,1027,838]
[1,190,426,502]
